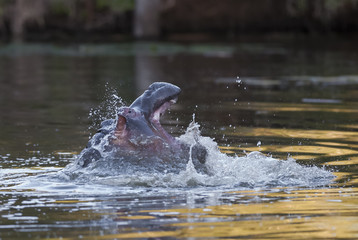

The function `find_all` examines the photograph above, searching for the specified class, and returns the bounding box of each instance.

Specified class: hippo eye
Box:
[128,110,132,113]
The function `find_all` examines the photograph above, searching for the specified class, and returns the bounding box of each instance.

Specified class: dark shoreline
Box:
[2,32,358,45]
[1,0,358,43]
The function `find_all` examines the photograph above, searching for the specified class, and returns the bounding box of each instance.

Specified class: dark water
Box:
[0,38,358,239]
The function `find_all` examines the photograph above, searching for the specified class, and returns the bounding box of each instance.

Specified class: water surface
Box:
[0,39,357,239]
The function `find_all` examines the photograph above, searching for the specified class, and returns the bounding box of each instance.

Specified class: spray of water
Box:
[59,84,336,189]
[88,83,125,133]
[59,114,334,189]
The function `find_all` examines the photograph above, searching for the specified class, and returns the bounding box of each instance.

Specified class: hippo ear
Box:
[116,115,127,131]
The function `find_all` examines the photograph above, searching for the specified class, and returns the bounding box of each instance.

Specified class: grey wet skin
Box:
[130,82,181,120]
[74,82,208,174]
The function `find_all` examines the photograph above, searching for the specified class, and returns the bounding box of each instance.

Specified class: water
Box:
[0,38,358,239]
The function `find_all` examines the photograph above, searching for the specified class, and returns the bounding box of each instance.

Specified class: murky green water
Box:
[0,38,358,239]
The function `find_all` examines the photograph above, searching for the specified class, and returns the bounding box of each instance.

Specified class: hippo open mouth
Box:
[115,82,181,146]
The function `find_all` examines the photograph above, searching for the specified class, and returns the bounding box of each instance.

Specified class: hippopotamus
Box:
[72,82,208,174]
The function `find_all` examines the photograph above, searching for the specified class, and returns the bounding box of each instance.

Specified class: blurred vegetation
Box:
[0,0,357,42]
[96,0,134,12]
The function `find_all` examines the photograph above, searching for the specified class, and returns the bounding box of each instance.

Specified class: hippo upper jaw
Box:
[129,82,181,120]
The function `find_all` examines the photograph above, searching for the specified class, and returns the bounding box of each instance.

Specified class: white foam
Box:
[1,121,335,194]
[67,119,334,189]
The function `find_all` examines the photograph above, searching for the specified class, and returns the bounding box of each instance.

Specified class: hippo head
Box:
[111,82,181,151]
[75,81,207,171]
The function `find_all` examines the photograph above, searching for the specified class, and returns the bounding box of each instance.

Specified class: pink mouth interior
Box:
[149,98,178,145]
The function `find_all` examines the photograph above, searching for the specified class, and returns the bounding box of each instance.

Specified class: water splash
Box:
[88,83,125,132]
[57,117,334,189]
[1,99,335,193]
[0,120,335,194]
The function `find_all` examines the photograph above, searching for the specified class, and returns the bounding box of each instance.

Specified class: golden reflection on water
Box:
[221,127,358,163]
[237,127,358,142]
[97,188,357,239]
[219,125,358,188]
[326,156,358,166]
[341,124,358,130]
[239,145,357,158]
[43,188,358,240]
[228,102,358,114]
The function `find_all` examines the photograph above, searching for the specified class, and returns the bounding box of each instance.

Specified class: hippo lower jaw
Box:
[147,96,208,167]
[151,98,177,122]
[150,98,178,146]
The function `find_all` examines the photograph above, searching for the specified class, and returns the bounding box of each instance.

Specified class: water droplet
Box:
[236,76,241,84]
